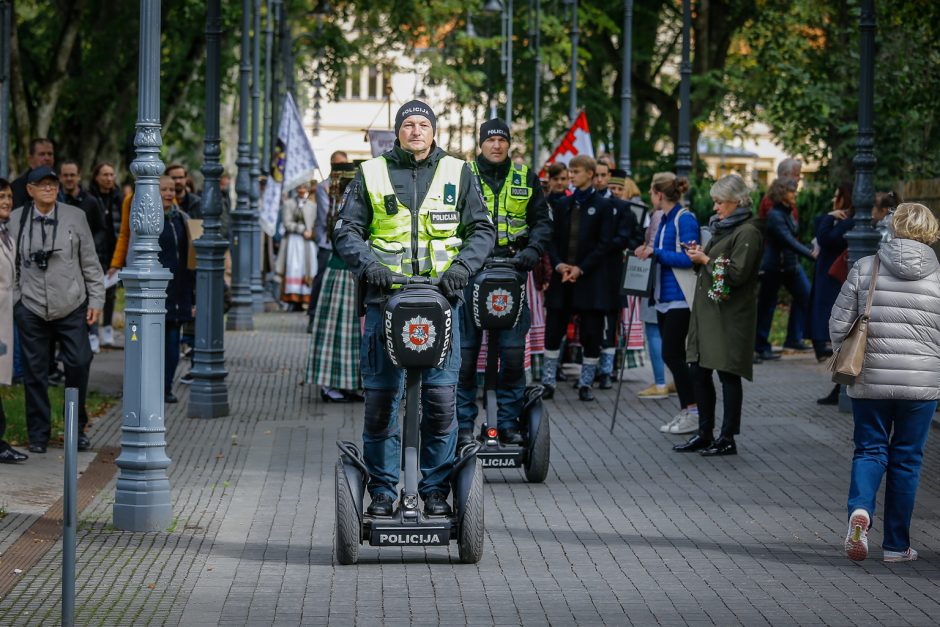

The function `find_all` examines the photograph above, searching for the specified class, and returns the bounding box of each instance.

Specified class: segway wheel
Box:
[524,411,550,483]
[334,460,360,565]
[458,459,485,564]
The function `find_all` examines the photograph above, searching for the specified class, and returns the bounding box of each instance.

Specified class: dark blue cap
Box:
[26,166,58,184]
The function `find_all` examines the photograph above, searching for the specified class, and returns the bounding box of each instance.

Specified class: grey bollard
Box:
[63,387,78,627]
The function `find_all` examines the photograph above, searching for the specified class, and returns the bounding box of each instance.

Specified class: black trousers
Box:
[307,247,333,318]
[545,307,604,359]
[691,363,742,440]
[656,308,695,408]
[103,285,117,327]
[14,303,91,445]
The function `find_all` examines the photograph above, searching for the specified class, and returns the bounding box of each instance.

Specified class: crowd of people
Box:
[0,102,935,564]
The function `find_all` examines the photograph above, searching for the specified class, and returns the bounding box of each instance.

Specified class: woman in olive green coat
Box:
[674,174,763,457]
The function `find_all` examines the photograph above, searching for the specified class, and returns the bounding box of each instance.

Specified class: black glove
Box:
[513,247,541,271]
[439,262,470,298]
[363,262,394,289]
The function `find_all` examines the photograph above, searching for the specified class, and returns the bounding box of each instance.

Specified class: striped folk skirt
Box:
[305,265,361,390]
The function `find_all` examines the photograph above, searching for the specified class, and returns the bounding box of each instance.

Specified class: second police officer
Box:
[456,119,553,448]
[334,101,495,517]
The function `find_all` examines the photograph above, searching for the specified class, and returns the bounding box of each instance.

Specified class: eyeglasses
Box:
[29,183,58,191]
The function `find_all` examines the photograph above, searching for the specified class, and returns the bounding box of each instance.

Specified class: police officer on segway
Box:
[456,119,553,449]
[333,100,495,519]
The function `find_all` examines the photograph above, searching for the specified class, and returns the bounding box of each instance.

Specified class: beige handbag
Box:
[827,255,880,385]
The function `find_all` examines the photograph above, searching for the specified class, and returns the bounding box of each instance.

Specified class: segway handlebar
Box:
[388,273,441,287]
[485,257,522,270]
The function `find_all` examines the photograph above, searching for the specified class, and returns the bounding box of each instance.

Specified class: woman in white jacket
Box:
[829,203,940,563]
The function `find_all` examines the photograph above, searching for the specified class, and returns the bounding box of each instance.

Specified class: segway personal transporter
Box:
[334,275,484,565]
[470,259,550,483]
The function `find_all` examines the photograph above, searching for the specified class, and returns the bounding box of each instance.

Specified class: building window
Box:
[344,65,382,101]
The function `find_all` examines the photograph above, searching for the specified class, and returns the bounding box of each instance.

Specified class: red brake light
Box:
[487,428,498,438]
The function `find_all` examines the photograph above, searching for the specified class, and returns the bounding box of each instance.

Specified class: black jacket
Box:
[11,171,30,210]
[159,208,195,322]
[59,186,112,269]
[604,197,644,306]
[333,141,496,305]
[179,191,202,219]
[86,183,122,268]
[473,154,553,259]
[545,188,615,311]
[762,202,813,272]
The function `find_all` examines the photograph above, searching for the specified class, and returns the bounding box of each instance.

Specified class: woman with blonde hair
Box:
[831,203,940,563]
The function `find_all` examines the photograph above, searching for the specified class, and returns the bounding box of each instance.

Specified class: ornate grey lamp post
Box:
[529,0,541,167]
[227,0,256,331]
[189,0,230,419]
[0,0,10,178]
[250,0,264,312]
[674,0,692,178]
[113,0,172,531]
[846,0,880,267]
[618,0,633,176]
[263,0,274,176]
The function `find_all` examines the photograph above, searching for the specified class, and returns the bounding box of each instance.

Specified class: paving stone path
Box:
[1,313,939,626]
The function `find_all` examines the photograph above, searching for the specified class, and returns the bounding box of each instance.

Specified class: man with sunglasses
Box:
[9,166,104,454]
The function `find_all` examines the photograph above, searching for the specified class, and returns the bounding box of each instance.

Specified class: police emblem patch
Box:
[587,206,596,216]
[485,289,514,317]
[402,316,437,352]
[443,183,457,205]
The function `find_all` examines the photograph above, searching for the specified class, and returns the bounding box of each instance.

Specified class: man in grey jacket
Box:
[10,166,105,453]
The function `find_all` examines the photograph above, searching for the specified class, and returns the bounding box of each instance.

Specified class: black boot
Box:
[499,428,524,446]
[457,428,475,449]
[423,492,452,516]
[367,492,394,516]
[701,437,737,457]
[817,384,840,406]
[673,434,713,452]
[578,385,595,401]
[541,384,555,400]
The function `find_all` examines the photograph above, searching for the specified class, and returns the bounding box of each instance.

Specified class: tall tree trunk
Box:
[35,0,87,136]
[9,4,31,173]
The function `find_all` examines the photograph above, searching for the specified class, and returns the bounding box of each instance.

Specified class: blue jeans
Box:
[755,265,811,353]
[360,304,460,500]
[456,290,530,432]
[848,398,936,551]
[645,322,665,386]
[165,321,182,393]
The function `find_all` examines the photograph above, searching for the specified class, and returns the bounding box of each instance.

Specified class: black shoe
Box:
[578,385,595,401]
[556,370,568,382]
[179,372,194,385]
[457,428,475,449]
[673,434,713,452]
[597,374,613,390]
[817,384,840,406]
[77,434,91,451]
[320,389,352,403]
[783,341,812,352]
[0,443,28,463]
[423,492,452,516]
[306,318,315,334]
[755,349,780,361]
[165,392,178,404]
[498,428,524,446]
[48,368,65,386]
[701,438,737,457]
[367,492,394,516]
[28,443,47,454]
[541,384,555,400]
[342,390,365,403]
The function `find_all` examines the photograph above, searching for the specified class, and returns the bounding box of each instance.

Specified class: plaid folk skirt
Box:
[305,264,361,390]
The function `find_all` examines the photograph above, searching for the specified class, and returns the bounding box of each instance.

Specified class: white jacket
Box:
[829,238,940,400]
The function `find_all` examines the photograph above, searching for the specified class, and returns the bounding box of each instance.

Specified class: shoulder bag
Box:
[827,255,880,385]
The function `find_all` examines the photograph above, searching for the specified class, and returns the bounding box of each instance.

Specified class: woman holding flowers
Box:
[674,174,763,457]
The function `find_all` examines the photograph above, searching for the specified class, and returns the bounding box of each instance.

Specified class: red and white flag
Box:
[540,111,594,177]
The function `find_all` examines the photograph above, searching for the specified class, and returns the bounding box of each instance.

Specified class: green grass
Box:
[769,303,790,348]
[0,385,116,447]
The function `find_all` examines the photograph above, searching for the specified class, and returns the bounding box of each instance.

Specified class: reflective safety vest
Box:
[469,161,531,247]
[361,155,465,277]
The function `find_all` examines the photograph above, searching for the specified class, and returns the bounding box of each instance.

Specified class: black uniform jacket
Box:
[545,188,615,312]
[333,141,496,305]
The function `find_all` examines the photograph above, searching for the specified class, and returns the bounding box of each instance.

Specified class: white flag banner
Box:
[539,111,594,177]
[260,93,319,236]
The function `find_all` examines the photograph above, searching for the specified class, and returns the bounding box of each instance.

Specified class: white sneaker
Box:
[100,325,115,347]
[844,509,870,561]
[88,333,100,354]
[883,548,917,563]
[668,409,699,435]
[659,413,682,433]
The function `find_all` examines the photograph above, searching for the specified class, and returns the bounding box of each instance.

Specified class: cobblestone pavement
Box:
[1,313,940,626]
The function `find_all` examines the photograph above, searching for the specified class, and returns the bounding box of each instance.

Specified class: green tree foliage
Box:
[725,0,940,185]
